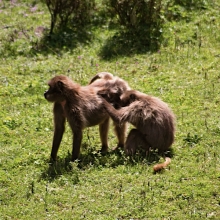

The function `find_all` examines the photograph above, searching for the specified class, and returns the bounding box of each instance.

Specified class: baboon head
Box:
[120,90,138,107]
[97,88,121,109]
[93,74,131,109]
[44,75,70,103]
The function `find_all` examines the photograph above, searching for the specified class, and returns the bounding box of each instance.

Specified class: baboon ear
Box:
[89,75,100,84]
[57,81,64,91]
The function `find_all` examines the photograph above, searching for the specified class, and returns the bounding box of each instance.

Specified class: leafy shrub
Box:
[105,0,163,30]
[104,0,210,28]
[44,0,95,34]
[103,0,165,52]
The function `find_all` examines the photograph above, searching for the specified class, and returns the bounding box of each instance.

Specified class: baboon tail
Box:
[153,157,171,173]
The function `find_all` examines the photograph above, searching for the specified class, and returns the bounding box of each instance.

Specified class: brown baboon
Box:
[100,90,176,172]
[44,74,130,161]
[89,72,131,150]
[90,72,130,109]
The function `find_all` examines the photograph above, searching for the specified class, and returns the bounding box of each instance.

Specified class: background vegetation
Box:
[0,0,219,219]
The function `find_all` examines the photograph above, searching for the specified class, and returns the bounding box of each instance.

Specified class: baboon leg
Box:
[99,117,110,152]
[125,129,148,156]
[71,129,83,161]
[51,102,66,161]
[113,121,127,150]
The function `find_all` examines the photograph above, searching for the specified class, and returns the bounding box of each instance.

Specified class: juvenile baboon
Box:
[89,72,130,150]
[100,90,176,172]
[90,72,130,109]
[44,74,130,161]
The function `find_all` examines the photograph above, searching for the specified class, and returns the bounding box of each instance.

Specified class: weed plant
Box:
[0,0,220,219]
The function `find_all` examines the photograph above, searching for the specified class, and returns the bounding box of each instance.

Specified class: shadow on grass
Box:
[40,145,174,182]
[1,24,162,59]
[32,23,162,59]
[99,28,161,60]
[31,26,93,56]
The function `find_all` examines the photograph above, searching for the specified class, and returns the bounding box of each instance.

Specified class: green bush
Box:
[102,0,165,53]
[44,0,95,34]
[104,0,210,27]
[105,0,163,30]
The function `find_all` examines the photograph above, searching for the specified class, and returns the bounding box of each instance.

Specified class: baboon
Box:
[100,90,176,172]
[89,72,130,109]
[89,72,131,150]
[44,74,130,161]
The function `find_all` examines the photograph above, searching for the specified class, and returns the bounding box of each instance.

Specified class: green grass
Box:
[0,0,220,219]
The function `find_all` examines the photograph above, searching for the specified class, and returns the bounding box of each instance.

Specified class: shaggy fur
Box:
[101,89,176,171]
[90,72,130,109]
[89,72,130,149]
[44,74,130,161]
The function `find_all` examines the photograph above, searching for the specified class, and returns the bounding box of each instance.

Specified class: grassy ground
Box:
[0,0,220,219]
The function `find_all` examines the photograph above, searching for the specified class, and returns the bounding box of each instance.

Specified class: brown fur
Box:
[153,157,171,172]
[89,72,114,84]
[124,129,147,155]
[44,74,130,161]
[89,72,130,149]
[101,90,176,171]
[90,72,130,109]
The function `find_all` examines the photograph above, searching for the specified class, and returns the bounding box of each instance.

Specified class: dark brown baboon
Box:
[100,90,176,171]
[44,74,130,161]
